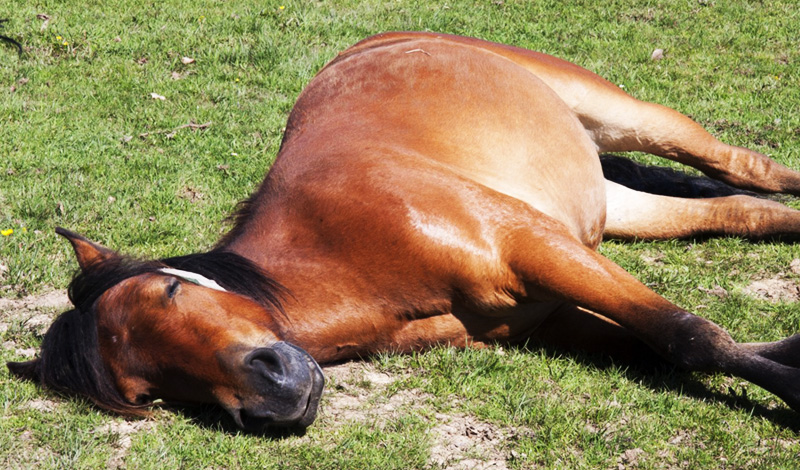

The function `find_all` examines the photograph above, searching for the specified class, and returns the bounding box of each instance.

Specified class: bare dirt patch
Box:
[321,362,513,470]
[0,290,68,356]
[93,420,157,469]
[0,290,69,323]
[741,277,800,302]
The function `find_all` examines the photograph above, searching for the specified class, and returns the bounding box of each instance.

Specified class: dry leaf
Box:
[150,92,166,100]
[181,56,195,64]
[37,13,51,31]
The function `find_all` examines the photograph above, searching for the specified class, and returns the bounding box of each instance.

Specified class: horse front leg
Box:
[504,212,800,410]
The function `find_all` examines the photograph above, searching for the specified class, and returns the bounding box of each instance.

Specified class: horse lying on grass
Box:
[9,32,800,431]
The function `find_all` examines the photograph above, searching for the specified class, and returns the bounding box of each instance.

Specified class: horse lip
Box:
[296,353,325,427]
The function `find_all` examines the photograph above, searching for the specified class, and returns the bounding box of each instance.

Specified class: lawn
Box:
[2,0,800,468]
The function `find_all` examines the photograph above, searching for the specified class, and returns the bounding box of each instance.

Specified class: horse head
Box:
[7,228,324,431]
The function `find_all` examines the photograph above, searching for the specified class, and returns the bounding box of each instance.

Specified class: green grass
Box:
[2,0,800,468]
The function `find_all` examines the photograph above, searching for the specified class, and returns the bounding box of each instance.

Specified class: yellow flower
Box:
[279,5,285,10]
[62,41,68,46]
[1,229,12,236]
[56,35,62,40]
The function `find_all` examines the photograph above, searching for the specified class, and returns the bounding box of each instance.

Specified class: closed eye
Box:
[166,277,181,299]
[134,394,152,405]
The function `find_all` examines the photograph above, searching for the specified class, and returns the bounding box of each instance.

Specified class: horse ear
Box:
[7,359,41,382]
[56,227,119,272]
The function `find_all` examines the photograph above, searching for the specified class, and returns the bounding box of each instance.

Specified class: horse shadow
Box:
[599,153,759,199]
[518,342,800,432]
[170,404,311,438]
[171,343,800,436]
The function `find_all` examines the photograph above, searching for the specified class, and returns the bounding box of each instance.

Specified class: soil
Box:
[741,276,800,302]
[320,362,512,469]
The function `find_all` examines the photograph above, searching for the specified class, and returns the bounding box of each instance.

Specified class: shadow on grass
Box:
[517,342,800,432]
[168,403,311,439]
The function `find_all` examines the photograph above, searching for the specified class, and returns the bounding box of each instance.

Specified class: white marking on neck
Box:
[159,268,227,292]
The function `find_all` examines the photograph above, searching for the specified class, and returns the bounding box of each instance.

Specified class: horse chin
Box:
[232,344,325,431]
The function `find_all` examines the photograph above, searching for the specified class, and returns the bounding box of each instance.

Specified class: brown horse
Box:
[9,32,800,431]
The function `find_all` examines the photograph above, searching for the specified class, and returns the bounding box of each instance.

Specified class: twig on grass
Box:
[136,121,213,140]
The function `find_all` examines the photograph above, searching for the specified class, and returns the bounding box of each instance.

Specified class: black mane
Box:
[163,250,286,315]
[8,249,286,416]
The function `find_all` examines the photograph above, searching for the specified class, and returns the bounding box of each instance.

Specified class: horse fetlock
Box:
[661,313,738,372]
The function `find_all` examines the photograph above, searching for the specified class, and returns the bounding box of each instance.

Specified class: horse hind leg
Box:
[603,180,800,240]
[578,90,800,195]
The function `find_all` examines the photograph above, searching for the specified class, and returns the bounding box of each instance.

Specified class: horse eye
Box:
[166,278,180,299]
[134,394,152,405]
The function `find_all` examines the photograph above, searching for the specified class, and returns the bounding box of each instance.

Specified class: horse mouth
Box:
[235,346,325,431]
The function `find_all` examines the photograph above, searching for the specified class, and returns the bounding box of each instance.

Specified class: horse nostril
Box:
[247,348,285,381]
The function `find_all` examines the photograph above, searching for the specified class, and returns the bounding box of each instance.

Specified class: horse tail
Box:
[0,19,22,56]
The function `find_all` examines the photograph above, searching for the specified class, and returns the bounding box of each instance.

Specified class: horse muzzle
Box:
[234,341,325,431]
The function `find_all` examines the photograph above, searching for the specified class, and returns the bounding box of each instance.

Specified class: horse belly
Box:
[286,36,607,247]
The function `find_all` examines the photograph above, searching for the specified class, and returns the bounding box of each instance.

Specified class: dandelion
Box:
[56,35,62,40]
[198,15,206,22]
[1,229,13,236]
[235,78,240,82]
[62,41,68,46]
[279,5,285,10]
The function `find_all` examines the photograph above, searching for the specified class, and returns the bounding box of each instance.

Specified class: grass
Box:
[2,0,800,468]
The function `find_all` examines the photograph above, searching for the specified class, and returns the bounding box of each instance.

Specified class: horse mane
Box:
[161,250,287,316]
[10,249,286,416]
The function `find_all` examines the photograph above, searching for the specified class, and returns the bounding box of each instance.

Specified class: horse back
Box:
[273,32,607,247]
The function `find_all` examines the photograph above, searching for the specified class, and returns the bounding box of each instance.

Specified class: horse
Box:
[9,31,800,431]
